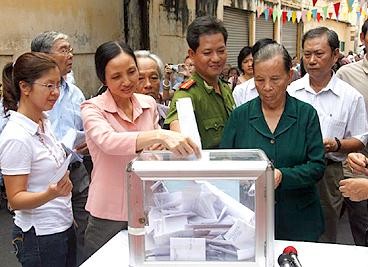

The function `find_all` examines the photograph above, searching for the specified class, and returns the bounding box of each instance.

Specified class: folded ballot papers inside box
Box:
[126,149,274,267]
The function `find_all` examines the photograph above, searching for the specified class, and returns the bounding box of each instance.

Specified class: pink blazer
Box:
[81,90,159,221]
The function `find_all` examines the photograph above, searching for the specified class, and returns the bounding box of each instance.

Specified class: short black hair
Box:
[186,16,228,52]
[252,38,277,57]
[237,46,252,72]
[302,27,339,51]
[94,40,137,84]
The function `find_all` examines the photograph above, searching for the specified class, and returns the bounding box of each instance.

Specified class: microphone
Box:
[277,253,294,267]
[283,246,302,267]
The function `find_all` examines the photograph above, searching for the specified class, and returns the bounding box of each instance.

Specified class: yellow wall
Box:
[0,0,124,97]
[304,19,354,53]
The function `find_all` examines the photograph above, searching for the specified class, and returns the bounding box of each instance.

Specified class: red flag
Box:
[312,0,318,6]
[328,12,333,18]
[269,7,273,17]
[317,12,321,22]
[282,10,287,24]
[334,2,340,19]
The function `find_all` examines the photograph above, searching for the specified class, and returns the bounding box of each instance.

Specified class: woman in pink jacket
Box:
[81,41,200,260]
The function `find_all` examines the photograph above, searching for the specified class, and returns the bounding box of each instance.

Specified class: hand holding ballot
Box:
[61,128,87,161]
[48,170,73,198]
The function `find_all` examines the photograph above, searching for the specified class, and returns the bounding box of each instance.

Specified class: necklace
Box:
[36,131,66,168]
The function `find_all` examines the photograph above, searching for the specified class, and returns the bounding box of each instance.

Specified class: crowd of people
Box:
[1,14,368,267]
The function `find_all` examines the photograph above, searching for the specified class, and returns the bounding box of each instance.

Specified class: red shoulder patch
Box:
[179,79,196,90]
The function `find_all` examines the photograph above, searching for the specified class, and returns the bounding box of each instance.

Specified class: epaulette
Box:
[179,79,196,90]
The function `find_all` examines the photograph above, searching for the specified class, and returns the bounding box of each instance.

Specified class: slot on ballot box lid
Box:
[127,149,271,179]
[127,149,275,267]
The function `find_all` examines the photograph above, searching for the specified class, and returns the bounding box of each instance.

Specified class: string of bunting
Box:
[255,0,368,23]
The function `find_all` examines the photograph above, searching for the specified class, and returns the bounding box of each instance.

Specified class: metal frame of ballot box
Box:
[126,149,274,267]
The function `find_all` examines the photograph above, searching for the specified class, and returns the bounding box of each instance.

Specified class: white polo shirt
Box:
[232,78,258,107]
[0,111,73,236]
[287,73,368,162]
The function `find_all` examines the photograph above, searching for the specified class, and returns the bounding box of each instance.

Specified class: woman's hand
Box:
[160,130,201,159]
[147,143,165,151]
[274,168,282,189]
[48,171,73,198]
[347,153,368,176]
[339,178,368,201]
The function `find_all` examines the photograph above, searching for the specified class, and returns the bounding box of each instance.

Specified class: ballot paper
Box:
[61,128,85,149]
[176,97,202,150]
[49,153,72,184]
[144,180,256,262]
[60,128,85,162]
[223,218,255,250]
[170,238,206,261]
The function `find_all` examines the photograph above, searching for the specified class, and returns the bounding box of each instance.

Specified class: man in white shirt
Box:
[288,27,368,243]
[336,19,368,246]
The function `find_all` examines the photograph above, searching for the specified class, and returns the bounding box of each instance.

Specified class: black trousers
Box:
[69,161,90,266]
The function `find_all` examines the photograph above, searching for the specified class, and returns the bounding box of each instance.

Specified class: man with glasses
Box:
[31,31,90,265]
[288,27,368,244]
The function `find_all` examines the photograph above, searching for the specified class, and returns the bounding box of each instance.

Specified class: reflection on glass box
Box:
[145,180,256,262]
[127,149,274,267]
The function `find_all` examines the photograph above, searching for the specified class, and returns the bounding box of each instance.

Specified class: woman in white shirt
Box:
[0,52,75,267]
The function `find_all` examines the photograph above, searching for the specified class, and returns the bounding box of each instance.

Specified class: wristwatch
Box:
[334,137,341,152]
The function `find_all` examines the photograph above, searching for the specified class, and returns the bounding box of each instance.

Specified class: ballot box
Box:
[126,149,274,267]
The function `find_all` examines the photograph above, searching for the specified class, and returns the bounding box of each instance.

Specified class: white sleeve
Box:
[345,95,368,145]
[232,84,244,107]
[0,139,32,175]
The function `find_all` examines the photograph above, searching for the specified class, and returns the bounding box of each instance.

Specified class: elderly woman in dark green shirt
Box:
[220,43,326,242]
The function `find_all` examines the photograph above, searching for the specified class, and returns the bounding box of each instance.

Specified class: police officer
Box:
[164,16,235,149]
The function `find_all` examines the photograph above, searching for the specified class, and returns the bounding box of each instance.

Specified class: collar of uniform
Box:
[295,72,340,97]
[192,72,219,94]
[8,110,48,136]
[99,89,151,113]
[362,55,368,74]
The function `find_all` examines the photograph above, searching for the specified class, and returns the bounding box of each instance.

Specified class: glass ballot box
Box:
[126,149,274,267]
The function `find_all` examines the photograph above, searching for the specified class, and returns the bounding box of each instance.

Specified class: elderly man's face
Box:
[302,35,339,80]
[49,39,73,76]
[137,57,161,100]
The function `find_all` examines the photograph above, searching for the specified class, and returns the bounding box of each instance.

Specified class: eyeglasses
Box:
[33,82,62,91]
[55,47,73,56]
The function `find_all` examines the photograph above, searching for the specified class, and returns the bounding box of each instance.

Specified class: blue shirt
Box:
[47,79,85,139]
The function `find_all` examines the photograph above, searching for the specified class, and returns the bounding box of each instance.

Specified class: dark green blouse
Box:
[221,93,326,241]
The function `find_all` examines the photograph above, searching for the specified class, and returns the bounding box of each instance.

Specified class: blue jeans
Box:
[12,224,76,267]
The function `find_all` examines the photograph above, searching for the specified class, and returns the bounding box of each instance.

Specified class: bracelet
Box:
[334,137,341,152]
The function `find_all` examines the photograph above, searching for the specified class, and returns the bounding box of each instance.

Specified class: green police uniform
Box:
[220,94,326,242]
[164,72,235,149]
